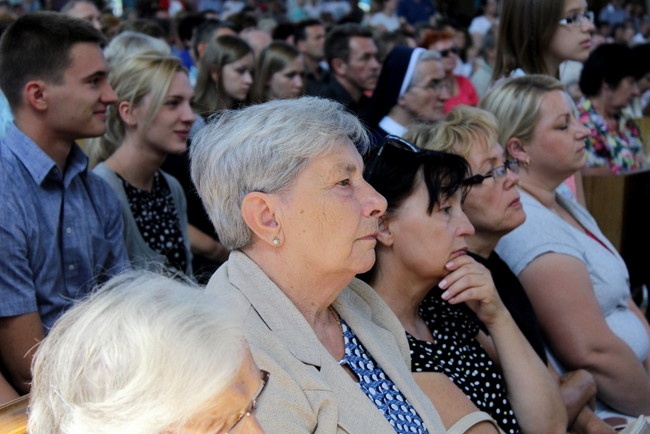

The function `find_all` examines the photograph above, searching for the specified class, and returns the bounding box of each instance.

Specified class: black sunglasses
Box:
[439,47,460,57]
[364,135,422,181]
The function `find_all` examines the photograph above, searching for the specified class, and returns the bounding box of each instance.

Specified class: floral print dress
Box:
[577,98,646,174]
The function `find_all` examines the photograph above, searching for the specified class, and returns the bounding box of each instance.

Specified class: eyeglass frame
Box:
[410,77,450,93]
[558,10,594,27]
[364,135,422,182]
[224,369,270,434]
[462,159,520,186]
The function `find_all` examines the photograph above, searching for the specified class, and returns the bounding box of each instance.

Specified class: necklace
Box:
[327,305,343,336]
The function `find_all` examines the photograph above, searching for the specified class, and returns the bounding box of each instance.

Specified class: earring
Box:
[272,237,280,246]
[523,158,530,168]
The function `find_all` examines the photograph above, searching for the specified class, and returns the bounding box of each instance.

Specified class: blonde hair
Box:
[480,74,564,157]
[29,271,246,434]
[92,53,185,166]
[405,105,498,158]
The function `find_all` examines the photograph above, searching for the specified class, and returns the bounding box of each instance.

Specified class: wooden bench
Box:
[583,169,650,291]
[0,395,28,434]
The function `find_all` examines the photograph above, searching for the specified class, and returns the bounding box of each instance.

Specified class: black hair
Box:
[364,145,470,216]
[294,18,323,42]
[358,143,470,284]
[176,13,205,44]
[579,43,641,97]
[324,22,374,66]
[0,11,105,110]
[631,43,650,78]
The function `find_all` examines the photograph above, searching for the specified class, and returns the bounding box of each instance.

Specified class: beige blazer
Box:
[206,251,447,433]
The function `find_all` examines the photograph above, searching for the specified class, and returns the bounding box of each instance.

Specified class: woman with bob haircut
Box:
[250,41,305,103]
[409,105,617,433]
[360,135,565,434]
[419,29,478,114]
[481,74,650,420]
[93,54,194,276]
[493,0,594,80]
[28,271,267,434]
[577,43,646,174]
[192,34,254,117]
[190,96,449,433]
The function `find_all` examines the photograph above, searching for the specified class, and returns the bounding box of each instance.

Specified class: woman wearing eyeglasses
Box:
[482,74,650,420]
[419,29,479,114]
[492,0,596,207]
[361,135,565,434]
[362,45,450,143]
[409,104,618,433]
[493,0,595,80]
[29,271,267,433]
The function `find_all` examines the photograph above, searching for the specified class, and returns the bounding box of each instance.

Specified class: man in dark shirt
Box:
[294,19,329,95]
[310,23,380,116]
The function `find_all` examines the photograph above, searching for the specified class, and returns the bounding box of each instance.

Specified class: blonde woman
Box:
[482,74,650,421]
[94,54,195,275]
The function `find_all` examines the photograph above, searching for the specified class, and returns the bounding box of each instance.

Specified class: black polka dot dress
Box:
[408,290,521,434]
[121,171,188,274]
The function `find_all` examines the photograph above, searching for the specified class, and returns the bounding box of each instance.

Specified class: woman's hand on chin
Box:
[437,254,507,325]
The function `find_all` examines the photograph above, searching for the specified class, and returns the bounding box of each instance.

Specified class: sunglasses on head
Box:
[364,135,422,182]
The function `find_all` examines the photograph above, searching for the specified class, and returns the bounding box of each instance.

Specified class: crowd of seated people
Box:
[1,1,650,433]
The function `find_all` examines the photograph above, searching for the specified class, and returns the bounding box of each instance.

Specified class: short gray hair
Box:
[191,96,369,250]
[29,271,246,434]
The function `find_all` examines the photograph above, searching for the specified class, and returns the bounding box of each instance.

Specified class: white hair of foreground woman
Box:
[28,272,246,434]
[190,96,369,251]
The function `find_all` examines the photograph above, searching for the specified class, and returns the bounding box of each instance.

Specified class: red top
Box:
[444,75,479,113]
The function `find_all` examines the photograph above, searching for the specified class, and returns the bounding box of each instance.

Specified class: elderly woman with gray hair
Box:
[28,271,266,433]
[190,96,448,433]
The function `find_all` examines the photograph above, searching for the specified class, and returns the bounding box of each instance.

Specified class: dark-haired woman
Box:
[577,43,646,174]
[361,137,565,434]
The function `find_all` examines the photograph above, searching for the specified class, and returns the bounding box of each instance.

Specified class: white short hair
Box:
[190,96,369,250]
[29,271,246,434]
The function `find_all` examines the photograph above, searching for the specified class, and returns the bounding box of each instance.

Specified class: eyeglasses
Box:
[558,10,594,27]
[224,370,270,434]
[438,47,460,57]
[411,78,450,92]
[463,159,520,186]
[364,135,422,182]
